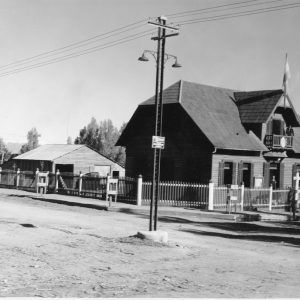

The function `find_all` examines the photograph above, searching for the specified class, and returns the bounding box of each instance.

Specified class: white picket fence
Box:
[208,181,291,212]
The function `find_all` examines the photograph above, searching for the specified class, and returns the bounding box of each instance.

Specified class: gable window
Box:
[272,119,284,135]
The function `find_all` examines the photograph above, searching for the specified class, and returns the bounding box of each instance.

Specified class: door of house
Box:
[269,162,280,189]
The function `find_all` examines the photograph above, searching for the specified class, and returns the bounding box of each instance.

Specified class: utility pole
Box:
[148,16,179,231]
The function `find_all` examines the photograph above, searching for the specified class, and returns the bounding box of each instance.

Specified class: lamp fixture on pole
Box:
[138,50,182,68]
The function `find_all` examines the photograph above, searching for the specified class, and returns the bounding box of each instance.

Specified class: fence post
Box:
[269,184,273,211]
[106,174,111,206]
[35,168,39,193]
[136,174,143,206]
[208,180,214,211]
[0,167,2,184]
[16,168,20,189]
[79,172,83,195]
[55,170,60,193]
[240,183,244,212]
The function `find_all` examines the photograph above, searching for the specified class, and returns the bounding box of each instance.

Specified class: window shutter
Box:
[292,163,298,188]
[232,162,237,185]
[263,162,270,188]
[237,162,243,185]
[279,163,285,189]
[218,161,224,187]
[250,163,254,188]
[266,120,271,135]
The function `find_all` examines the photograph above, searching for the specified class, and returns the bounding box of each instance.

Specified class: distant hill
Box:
[6,142,23,154]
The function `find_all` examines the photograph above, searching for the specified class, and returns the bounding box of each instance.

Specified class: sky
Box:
[0,0,299,146]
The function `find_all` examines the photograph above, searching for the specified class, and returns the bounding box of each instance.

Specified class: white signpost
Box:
[152,136,165,149]
[293,172,300,201]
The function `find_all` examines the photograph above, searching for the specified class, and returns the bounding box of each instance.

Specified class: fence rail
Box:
[244,188,270,209]
[272,189,290,210]
[142,181,209,207]
[0,168,296,211]
[213,186,243,211]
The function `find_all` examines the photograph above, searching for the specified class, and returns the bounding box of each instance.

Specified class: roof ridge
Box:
[53,144,85,161]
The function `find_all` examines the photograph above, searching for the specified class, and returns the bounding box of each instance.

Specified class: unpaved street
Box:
[0,192,299,298]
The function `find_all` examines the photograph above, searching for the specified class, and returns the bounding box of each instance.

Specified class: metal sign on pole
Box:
[152,136,165,149]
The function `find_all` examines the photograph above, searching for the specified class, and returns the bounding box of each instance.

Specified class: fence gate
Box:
[213,185,243,212]
[227,185,240,213]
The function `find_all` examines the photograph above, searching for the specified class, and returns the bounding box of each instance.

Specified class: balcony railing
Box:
[264,134,293,149]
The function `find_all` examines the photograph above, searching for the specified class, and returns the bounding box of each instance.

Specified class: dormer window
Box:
[272,118,284,135]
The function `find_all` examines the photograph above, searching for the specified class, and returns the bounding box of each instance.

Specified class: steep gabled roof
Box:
[234,90,283,123]
[120,80,268,151]
[13,144,85,161]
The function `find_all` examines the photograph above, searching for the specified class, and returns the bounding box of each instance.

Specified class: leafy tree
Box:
[74,118,126,165]
[67,136,72,144]
[0,137,10,163]
[20,127,41,154]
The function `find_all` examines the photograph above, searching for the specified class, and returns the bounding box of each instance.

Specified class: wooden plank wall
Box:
[125,104,213,182]
[54,146,125,175]
[211,153,265,185]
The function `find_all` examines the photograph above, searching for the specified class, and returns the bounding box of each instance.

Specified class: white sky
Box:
[0,0,299,145]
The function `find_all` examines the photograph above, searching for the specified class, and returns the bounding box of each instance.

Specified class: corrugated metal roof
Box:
[13,144,84,161]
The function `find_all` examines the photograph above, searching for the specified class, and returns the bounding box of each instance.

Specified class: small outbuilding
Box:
[12,144,125,176]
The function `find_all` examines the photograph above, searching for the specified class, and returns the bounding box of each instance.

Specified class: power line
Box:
[0,29,155,78]
[0,1,299,78]
[168,0,261,17]
[168,0,287,20]
[0,18,147,71]
[0,0,280,74]
[178,2,300,25]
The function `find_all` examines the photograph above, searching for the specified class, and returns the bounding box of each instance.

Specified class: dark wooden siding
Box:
[125,103,213,182]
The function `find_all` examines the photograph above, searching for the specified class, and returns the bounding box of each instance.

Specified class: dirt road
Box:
[0,193,299,297]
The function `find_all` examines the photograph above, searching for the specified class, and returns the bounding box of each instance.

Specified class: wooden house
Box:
[117,80,300,188]
[12,144,125,176]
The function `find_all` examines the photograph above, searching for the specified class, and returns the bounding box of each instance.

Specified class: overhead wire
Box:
[0,29,156,78]
[168,0,287,20]
[0,0,299,78]
[176,2,300,25]
[0,18,148,71]
[167,0,261,17]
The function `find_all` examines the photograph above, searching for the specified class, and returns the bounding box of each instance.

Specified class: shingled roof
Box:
[122,80,270,151]
[234,90,283,123]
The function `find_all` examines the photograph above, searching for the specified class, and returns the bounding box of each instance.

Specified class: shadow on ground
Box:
[180,228,300,246]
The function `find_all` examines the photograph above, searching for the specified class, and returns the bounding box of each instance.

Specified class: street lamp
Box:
[138,48,181,231]
[138,50,182,68]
